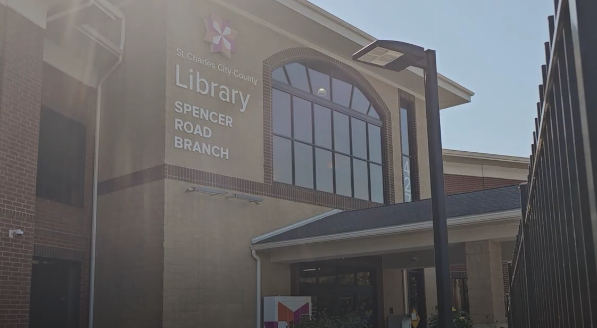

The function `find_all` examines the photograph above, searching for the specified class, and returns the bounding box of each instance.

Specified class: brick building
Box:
[0,1,526,328]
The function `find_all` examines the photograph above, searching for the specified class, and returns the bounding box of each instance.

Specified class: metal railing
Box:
[509,0,597,327]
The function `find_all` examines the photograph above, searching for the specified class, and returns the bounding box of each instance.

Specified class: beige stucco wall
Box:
[162,179,330,328]
[165,0,302,182]
[99,0,167,180]
[95,180,165,328]
[383,269,406,318]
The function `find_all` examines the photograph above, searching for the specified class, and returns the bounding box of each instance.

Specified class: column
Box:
[465,240,506,327]
[0,2,46,327]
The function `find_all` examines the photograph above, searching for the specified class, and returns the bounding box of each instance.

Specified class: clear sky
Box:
[309,0,555,157]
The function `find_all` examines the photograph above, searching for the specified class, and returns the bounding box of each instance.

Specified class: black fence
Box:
[509,0,597,327]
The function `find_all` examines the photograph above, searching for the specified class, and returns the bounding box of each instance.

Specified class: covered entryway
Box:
[253,186,521,328]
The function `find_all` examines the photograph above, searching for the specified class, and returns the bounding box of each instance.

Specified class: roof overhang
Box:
[219,0,474,109]
[252,209,520,251]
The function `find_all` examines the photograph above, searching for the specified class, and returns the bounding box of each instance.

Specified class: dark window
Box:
[400,101,417,202]
[273,136,292,184]
[314,105,332,148]
[36,107,86,207]
[293,97,312,143]
[285,63,310,92]
[271,62,384,203]
[294,142,313,188]
[350,87,370,114]
[315,149,333,193]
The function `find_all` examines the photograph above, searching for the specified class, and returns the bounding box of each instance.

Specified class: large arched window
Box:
[271,61,384,203]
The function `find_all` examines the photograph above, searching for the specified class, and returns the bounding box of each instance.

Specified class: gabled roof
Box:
[254,185,521,245]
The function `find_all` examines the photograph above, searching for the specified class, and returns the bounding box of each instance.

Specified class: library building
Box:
[0,0,527,327]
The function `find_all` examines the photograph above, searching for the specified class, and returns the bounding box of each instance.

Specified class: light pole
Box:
[353,41,452,328]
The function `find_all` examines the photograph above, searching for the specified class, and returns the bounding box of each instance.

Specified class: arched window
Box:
[271,61,384,203]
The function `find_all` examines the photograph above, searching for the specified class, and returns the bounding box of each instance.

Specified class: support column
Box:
[0,2,45,327]
[465,241,506,327]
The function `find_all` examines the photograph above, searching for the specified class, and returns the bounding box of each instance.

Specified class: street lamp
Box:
[353,40,453,328]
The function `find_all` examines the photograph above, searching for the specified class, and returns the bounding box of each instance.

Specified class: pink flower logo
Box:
[203,13,237,59]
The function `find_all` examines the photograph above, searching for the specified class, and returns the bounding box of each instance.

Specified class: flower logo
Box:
[203,13,237,59]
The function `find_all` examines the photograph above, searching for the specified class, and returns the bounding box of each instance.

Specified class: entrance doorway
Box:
[29,257,81,328]
[408,269,427,328]
[297,260,378,327]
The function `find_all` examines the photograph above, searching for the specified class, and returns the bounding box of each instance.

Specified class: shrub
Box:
[292,311,370,328]
[427,307,474,328]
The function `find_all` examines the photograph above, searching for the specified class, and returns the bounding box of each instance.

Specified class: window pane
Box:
[370,164,384,203]
[351,87,370,114]
[353,159,369,200]
[400,107,410,156]
[273,89,291,137]
[273,136,292,184]
[293,97,312,143]
[333,112,350,154]
[272,67,288,84]
[332,77,352,107]
[368,106,380,119]
[314,105,332,148]
[308,67,331,100]
[403,155,412,202]
[351,118,367,159]
[337,274,354,284]
[285,63,310,92]
[335,154,352,197]
[315,149,333,193]
[368,124,382,164]
[294,142,313,189]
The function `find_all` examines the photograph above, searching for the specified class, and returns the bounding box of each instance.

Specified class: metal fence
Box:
[509,0,597,327]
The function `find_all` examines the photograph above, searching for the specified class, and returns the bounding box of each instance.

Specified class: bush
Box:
[292,311,370,328]
[427,307,474,328]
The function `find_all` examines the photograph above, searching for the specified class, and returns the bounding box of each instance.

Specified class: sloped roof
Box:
[255,185,521,245]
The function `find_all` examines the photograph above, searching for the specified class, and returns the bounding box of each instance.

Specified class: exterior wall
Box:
[162,179,330,328]
[98,0,167,181]
[444,174,522,195]
[0,6,44,328]
[35,63,96,328]
[383,269,405,317]
[94,180,165,328]
[415,97,431,199]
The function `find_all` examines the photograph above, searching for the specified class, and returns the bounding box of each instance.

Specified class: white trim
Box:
[273,0,474,100]
[274,0,373,46]
[43,38,99,88]
[443,149,529,164]
[252,209,521,250]
[251,209,342,244]
[1,0,48,29]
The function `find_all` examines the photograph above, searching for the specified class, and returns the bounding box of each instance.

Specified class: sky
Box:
[309,0,555,157]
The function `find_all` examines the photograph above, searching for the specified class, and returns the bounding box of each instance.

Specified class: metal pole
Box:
[424,49,453,328]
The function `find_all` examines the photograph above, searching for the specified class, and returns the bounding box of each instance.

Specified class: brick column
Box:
[465,241,506,327]
[0,4,45,328]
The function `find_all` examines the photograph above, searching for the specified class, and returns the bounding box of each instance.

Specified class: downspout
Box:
[88,13,126,328]
[251,250,261,328]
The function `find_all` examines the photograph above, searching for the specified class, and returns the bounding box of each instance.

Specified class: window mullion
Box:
[311,102,316,189]
[348,117,354,198]
[291,96,296,185]
[331,110,337,194]
[366,123,372,201]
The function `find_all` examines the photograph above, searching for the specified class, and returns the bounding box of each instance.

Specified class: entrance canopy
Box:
[252,186,521,263]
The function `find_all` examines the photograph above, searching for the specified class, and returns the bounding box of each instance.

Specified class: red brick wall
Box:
[35,63,95,328]
[444,174,523,195]
[0,7,44,328]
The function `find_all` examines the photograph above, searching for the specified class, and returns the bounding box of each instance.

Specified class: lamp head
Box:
[353,40,427,72]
